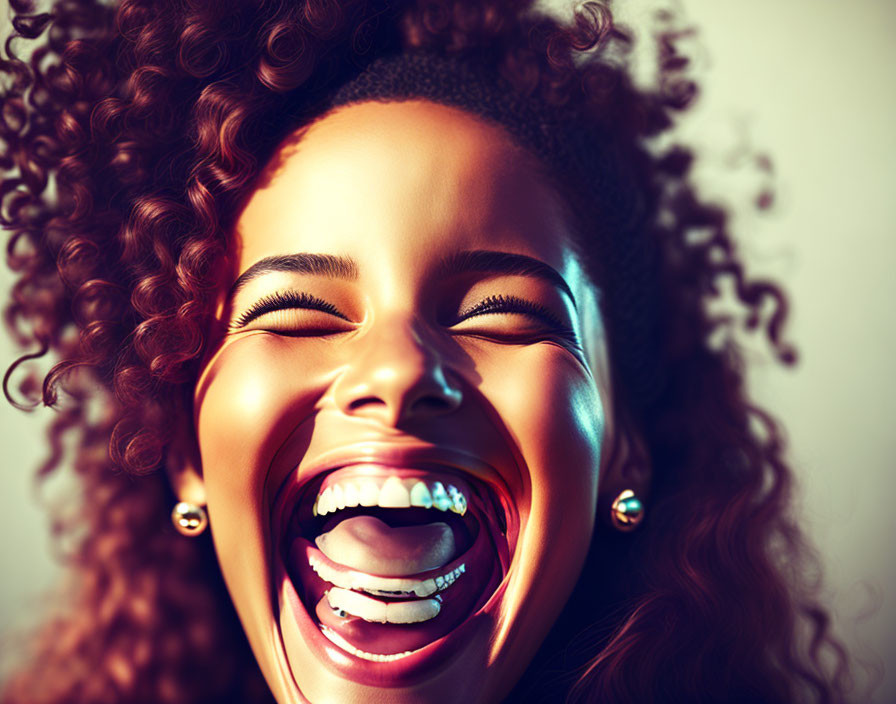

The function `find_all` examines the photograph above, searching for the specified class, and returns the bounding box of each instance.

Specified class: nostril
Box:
[344,390,459,423]
[348,397,386,412]
[410,396,454,413]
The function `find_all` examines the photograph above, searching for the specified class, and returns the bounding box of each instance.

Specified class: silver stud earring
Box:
[171,501,208,536]
[610,489,644,532]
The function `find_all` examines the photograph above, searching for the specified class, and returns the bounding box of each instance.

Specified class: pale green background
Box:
[2,0,894,700]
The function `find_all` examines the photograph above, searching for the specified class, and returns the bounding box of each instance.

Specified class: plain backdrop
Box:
[1,1,894,700]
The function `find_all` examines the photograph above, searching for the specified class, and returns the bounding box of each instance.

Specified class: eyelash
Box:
[456,294,581,347]
[231,291,349,329]
[457,294,562,326]
[232,292,580,348]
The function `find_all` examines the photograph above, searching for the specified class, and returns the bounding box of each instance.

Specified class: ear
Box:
[597,416,651,529]
[165,413,207,507]
[577,279,651,526]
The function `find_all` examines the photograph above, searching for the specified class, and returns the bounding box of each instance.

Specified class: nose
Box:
[333,318,463,427]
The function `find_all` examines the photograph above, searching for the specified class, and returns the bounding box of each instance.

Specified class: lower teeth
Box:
[326,586,441,624]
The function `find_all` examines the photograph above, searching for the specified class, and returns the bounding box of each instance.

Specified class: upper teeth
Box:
[314,477,468,517]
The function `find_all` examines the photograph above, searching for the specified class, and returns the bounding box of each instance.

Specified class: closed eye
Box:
[451,294,581,349]
[455,294,564,327]
[230,291,351,331]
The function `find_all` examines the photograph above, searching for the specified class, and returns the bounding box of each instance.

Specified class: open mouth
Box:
[272,453,518,686]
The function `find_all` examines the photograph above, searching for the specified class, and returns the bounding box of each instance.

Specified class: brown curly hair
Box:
[1,0,852,702]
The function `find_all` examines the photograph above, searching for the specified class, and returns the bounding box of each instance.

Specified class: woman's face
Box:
[191,100,614,703]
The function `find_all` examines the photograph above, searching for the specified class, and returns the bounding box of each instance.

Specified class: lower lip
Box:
[277,559,508,687]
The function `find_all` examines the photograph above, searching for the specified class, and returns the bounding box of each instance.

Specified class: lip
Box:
[270,441,522,688]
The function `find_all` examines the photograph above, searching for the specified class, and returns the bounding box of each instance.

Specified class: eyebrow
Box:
[228,253,359,300]
[439,250,577,308]
[228,249,576,307]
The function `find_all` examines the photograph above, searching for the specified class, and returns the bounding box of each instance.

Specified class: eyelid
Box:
[231,291,350,329]
[455,294,567,328]
[452,294,583,351]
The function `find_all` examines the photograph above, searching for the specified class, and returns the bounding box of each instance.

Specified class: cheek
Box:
[194,336,338,559]
[193,335,343,669]
[520,357,602,579]
[472,342,604,626]
[471,342,604,527]
[469,343,605,668]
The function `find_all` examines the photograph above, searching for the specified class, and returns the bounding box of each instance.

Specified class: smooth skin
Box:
[168,100,641,703]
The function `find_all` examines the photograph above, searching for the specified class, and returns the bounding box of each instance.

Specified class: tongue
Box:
[315,515,455,576]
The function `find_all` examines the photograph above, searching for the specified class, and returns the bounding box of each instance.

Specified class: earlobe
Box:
[165,418,207,507]
[597,420,651,531]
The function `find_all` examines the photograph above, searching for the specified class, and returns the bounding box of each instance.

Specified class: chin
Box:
[258,441,581,704]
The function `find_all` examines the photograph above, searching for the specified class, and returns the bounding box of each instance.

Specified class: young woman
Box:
[1,0,852,702]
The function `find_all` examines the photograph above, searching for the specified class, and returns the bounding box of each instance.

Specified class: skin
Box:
[170,100,634,703]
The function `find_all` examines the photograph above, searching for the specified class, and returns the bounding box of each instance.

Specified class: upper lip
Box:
[298,441,504,484]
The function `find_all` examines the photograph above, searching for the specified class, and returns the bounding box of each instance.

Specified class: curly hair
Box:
[1,0,852,702]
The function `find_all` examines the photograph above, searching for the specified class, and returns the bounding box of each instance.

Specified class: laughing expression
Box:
[190,100,615,703]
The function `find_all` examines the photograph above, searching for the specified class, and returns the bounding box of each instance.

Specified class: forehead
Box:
[234,99,579,273]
